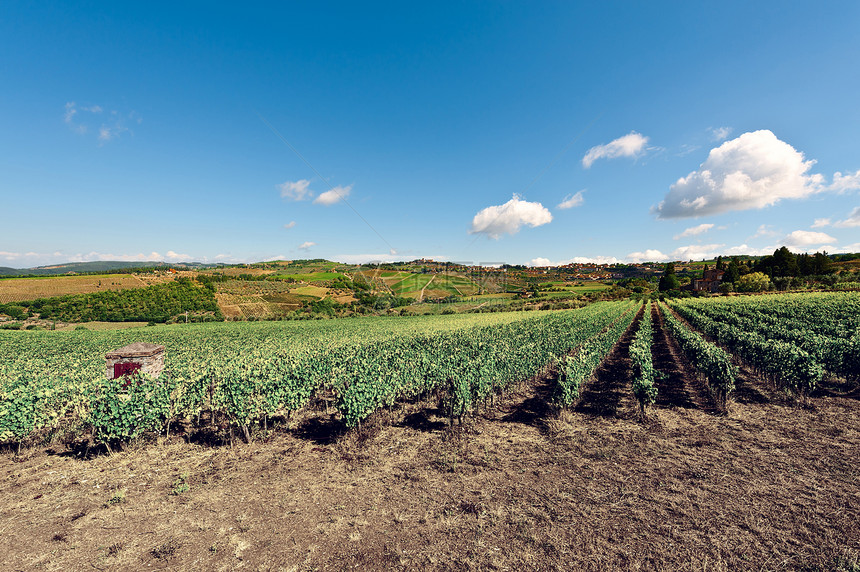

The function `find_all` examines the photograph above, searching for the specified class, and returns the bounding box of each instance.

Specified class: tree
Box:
[725,257,741,284]
[715,256,725,271]
[659,263,680,292]
[736,272,771,292]
[765,246,799,277]
[812,251,833,275]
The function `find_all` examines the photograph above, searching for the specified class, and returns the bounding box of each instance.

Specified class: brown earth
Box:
[2,323,859,571]
[0,274,148,305]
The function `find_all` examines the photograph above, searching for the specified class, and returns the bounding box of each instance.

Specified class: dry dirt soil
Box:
[2,318,859,571]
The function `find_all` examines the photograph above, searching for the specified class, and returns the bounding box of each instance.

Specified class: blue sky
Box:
[2,2,859,267]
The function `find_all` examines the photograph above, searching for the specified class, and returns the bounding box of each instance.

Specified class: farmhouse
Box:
[105,342,165,379]
[692,268,725,293]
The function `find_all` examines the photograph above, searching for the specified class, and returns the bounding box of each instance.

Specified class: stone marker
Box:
[105,342,165,380]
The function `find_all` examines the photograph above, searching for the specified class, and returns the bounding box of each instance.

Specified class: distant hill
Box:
[0,260,218,276]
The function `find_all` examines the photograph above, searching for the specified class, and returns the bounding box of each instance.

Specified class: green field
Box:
[1,304,634,441]
[388,272,481,298]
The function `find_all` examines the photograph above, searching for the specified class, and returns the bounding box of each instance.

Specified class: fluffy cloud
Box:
[557,191,585,210]
[812,218,832,228]
[469,195,553,239]
[582,132,649,168]
[298,241,316,250]
[64,250,191,263]
[625,250,669,263]
[834,207,860,228]
[279,180,313,201]
[313,185,352,206]
[829,170,860,193]
[625,242,778,263]
[654,130,825,219]
[333,253,404,264]
[750,224,778,239]
[671,244,726,261]
[722,244,773,257]
[781,230,837,247]
[674,223,715,240]
[165,250,191,261]
[710,127,733,141]
[283,221,297,229]
[836,243,860,253]
[529,255,620,267]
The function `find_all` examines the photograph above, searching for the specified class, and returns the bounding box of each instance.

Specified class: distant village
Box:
[410,258,684,282]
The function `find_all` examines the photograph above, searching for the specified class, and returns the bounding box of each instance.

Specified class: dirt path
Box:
[575,306,643,419]
[651,303,719,413]
[418,274,436,302]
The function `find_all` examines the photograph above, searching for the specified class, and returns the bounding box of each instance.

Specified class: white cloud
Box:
[59,250,194,263]
[812,218,832,228]
[654,130,826,219]
[64,102,136,142]
[673,223,715,240]
[782,230,837,247]
[529,255,620,267]
[69,251,164,263]
[835,243,860,253]
[333,253,402,264]
[165,250,191,261]
[64,102,77,124]
[710,126,733,141]
[829,170,860,193]
[283,221,297,229]
[582,132,649,168]
[750,224,778,239]
[834,207,860,228]
[722,244,774,257]
[625,249,669,263]
[557,191,585,210]
[625,243,777,263]
[0,251,21,260]
[313,184,352,206]
[677,144,701,157]
[298,241,316,250]
[671,243,725,261]
[469,195,552,239]
[279,180,313,201]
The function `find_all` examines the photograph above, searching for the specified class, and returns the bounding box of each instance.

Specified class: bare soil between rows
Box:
[2,321,859,571]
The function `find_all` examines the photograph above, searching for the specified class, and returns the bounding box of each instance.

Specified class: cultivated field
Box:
[1,293,858,569]
[0,274,147,304]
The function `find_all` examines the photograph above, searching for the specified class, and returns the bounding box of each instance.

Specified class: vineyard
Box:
[0,302,637,445]
[1,292,859,570]
[2,293,859,446]
[0,273,148,304]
